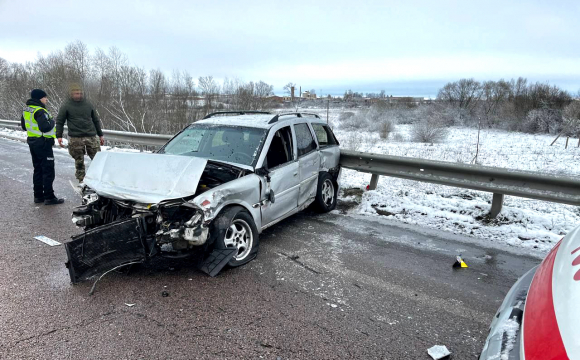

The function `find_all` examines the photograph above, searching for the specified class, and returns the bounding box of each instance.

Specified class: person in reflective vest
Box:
[20,89,64,205]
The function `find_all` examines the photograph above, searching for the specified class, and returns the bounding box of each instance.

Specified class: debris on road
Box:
[34,235,61,246]
[427,345,451,359]
[69,180,83,196]
[161,291,170,297]
[452,255,468,268]
[125,303,135,307]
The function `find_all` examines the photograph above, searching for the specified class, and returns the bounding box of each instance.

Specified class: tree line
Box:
[436,77,580,135]
[0,41,276,134]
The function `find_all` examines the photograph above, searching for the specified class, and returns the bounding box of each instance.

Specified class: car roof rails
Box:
[268,112,320,124]
[202,111,272,119]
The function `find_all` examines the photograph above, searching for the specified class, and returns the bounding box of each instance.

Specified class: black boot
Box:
[45,197,65,205]
[34,197,44,204]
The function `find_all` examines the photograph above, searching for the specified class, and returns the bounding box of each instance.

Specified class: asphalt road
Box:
[0,137,541,359]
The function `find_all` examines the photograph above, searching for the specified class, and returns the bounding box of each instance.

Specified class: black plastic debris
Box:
[198,248,237,277]
[162,291,170,297]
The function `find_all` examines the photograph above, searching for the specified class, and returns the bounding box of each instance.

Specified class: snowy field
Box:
[3,110,580,256]
[314,108,580,257]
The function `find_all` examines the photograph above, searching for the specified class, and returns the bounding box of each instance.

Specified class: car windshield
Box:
[160,124,267,166]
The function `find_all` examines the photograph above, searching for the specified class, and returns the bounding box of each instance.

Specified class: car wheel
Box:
[213,206,259,267]
[314,172,337,212]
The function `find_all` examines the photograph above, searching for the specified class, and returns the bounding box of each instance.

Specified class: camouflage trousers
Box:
[68,136,101,182]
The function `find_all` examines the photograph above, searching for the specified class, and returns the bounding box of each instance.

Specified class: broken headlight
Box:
[156,206,208,248]
[81,189,99,206]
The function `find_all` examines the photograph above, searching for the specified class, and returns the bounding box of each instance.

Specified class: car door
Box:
[260,126,300,226]
[311,123,340,170]
[293,122,320,207]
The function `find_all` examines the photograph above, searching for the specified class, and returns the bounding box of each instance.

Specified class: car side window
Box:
[312,124,338,147]
[294,123,317,157]
[264,126,293,170]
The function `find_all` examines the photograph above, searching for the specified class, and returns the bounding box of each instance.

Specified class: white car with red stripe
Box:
[479,225,580,360]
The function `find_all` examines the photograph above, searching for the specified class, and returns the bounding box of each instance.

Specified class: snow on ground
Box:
[0,127,27,140]
[276,106,580,255]
[329,116,580,255]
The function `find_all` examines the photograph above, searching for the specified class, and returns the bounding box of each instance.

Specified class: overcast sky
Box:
[1,0,579,96]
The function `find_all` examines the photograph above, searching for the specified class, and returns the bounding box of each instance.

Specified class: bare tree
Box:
[64,40,91,84]
[198,75,219,114]
[254,80,274,109]
[437,78,482,112]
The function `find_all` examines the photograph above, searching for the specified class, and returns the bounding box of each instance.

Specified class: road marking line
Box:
[34,236,61,246]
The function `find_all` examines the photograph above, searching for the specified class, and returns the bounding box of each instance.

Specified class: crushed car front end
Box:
[65,151,255,283]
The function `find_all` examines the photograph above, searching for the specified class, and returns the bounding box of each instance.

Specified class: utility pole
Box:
[326,98,330,126]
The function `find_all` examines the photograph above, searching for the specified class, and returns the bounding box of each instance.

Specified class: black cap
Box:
[31,89,47,100]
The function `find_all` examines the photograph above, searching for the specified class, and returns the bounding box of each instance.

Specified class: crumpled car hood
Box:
[84,152,207,204]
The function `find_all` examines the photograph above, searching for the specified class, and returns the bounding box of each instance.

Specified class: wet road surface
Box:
[0,138,541,359]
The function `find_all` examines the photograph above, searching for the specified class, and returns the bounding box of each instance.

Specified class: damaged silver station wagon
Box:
[65,111,341,283]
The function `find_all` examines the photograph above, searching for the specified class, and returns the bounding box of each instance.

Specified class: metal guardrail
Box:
[340,149,580,217]
[100,129,172,147]
[0,119,22,129]
[3,119,579,217]
[0,119,172,147]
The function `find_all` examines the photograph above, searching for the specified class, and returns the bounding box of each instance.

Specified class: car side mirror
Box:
[268,189,276,204]
[256,167,271,182]
[255,167,269,177]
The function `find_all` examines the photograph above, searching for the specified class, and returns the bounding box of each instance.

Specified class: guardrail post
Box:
[369,174,379,190]
[489,193,504,218]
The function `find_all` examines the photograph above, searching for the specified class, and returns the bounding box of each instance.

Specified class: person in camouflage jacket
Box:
[55,84,105,183]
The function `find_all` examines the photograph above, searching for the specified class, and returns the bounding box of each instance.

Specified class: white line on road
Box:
[34,236,61,246]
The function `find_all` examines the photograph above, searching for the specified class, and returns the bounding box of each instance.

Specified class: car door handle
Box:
[293,172,298,176]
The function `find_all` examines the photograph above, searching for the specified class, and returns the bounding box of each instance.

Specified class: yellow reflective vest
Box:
[22,105,56,138]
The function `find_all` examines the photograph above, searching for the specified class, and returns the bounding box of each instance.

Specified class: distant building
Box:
[267,95,284,103]
[302,91,317,100]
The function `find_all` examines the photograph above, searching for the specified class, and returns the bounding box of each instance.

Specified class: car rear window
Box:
[312,124,339,146]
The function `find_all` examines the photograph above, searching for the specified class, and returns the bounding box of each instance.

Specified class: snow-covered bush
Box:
[376,118,397,139]
[350,106,399,137]
[339,112,371,130]
[562,101,580,136]
[521,109,562,134]
[341,131,364,151]
[339,111,355,122]
[411,117,449,143]
[341,132,379,151]
[391,132,405,142]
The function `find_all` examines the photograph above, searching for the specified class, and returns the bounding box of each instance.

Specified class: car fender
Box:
[191,173,262,231]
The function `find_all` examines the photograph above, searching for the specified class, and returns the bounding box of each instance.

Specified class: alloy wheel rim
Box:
[223,219,253,260]
[322,179,335,206]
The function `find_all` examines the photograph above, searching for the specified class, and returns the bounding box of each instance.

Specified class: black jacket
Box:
[20,99,56,135]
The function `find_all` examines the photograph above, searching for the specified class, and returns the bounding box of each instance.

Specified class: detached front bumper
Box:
[65,217,156,283]
[479,266,538,360]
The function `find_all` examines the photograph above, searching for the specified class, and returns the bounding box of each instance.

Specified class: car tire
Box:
[212,206,259,267]
[314,172,337,213]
